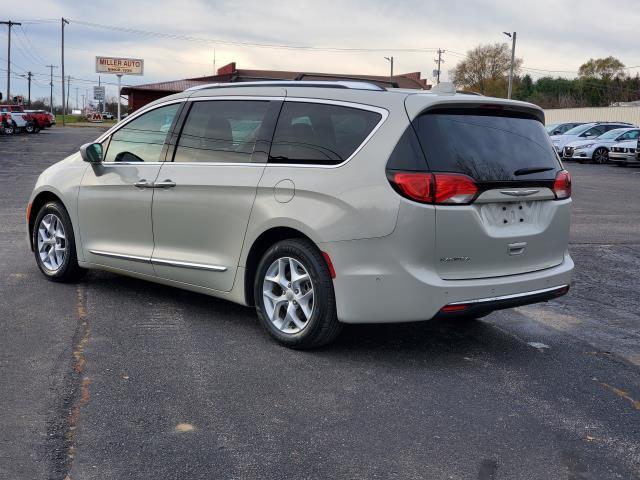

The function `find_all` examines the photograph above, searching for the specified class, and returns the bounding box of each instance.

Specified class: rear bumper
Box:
[320,198,573,324]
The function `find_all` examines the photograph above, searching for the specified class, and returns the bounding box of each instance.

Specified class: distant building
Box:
[121,62,431,111]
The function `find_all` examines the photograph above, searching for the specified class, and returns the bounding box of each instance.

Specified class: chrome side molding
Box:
[151,258,227,272]
[89,250,226,272]
[89,249,150,263]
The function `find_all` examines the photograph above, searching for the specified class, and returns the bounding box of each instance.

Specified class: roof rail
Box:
[184,80,386,92]
[295,73,398,88]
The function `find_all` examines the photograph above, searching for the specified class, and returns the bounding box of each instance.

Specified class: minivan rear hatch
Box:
[409,103,570,280]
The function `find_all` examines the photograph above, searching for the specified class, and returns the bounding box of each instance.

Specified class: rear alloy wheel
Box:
[593,147,608,164]
[25,123,35,134]
[33,202,85,282]
[254,239,341,349]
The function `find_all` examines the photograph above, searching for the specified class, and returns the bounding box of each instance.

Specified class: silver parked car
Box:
[27,81,574,348]
[609,140,638,165]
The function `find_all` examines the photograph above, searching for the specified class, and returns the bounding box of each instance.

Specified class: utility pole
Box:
[21,71,33,107]
[434,49,445,84]
[61,17,69,125]
[503,31,517,99]
[66,75,71,115]
[384,56,394,85]
[1,20,22,102]
[213,47,216,75]
[75,86,78,110]
[45,64,58,114]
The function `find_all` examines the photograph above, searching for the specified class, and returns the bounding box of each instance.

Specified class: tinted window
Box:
[619,130,640,140]
[174,100,270,163]
[269,102,381,165]
[104,104,179,162]
[583,126,606,137]
[413,109,560,182]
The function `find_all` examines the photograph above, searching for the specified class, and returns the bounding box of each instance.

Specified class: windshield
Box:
[545,123,560,133]
[413,108,560,182]
[597,128,628,140]
[563,124,593,136]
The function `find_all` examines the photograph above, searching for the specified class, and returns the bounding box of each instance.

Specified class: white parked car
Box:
[609,140,638,166]
[562,128,640,163]
[550,122,634,154]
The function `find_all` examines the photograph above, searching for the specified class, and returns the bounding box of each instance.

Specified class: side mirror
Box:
[80,142,103,163]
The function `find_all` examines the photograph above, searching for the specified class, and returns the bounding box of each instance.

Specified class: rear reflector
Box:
[321,251,336,279]
[388,172,478,205]
[553,170,571,199]
[440,304,470,313]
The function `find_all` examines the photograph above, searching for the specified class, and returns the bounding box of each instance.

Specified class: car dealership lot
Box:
[1,129,639,479]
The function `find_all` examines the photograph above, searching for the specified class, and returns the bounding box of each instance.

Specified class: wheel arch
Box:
[28,191,67,251]
[243,226,317,306]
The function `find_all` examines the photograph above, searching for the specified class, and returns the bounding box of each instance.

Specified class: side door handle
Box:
[134,179,152,189]
[153,179,176,189]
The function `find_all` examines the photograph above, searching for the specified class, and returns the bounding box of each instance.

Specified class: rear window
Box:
[269,102,381,165]
[413,108,560,181]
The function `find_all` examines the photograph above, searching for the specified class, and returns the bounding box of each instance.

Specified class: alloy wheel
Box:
[593,148,608,164]
[37,213,67,272]
[262,257,314,334]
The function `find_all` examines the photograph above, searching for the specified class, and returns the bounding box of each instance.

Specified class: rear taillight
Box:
[434,174,478,204]
[388,172,478,205]
[390,172,434,203]
[552,170,571,199]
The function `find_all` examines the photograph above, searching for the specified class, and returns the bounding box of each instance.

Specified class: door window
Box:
[103,103,180,163]
[173,100,270,163]
[269,102,382,165]
[619,130,639,140]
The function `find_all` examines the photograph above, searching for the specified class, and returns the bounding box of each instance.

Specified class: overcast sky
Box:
[1,0,638,107]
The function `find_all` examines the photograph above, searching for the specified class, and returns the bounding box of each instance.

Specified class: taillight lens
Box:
[434,174,478,204]
[390,172,434,203]
[553,170,571,199]
[388,172,478,205]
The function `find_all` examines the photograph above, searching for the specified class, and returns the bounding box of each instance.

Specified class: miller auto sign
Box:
[95,56,144,75]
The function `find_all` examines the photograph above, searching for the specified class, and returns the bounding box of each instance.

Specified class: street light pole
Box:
[61,17,69,125]
[503,31,517,99]
[384,56,394,85]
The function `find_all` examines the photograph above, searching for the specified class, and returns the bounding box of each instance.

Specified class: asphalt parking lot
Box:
[1,128,639,479]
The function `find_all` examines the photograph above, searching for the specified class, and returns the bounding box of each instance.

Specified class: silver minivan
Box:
[28,81,573,348]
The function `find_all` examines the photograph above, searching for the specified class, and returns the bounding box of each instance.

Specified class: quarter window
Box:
[269,102,382,165]
[104,103,179,162]
[174,100,270,163]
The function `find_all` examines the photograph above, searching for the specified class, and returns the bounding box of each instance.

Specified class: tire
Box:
[25,123,35,134]
[254,238,342,349]
[32,201,85,282]
[593,147,608,164]
[4,125,14,135]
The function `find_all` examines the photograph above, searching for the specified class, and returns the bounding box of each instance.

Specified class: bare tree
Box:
[578,56,626,81]
[450,43,522,96]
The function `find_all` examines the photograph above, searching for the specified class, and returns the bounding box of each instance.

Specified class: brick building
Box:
[121,62,430,112]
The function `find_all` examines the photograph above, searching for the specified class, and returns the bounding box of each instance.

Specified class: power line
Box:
[69,19,441,53]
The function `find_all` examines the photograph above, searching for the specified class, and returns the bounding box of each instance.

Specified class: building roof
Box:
[121,62,430,96]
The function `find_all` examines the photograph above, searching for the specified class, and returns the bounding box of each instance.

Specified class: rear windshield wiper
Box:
[513,166,554,176]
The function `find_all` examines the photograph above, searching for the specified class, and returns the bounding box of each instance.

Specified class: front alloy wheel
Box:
[593,147,608,164]
[32,201,85,282]
[37,213,67,272]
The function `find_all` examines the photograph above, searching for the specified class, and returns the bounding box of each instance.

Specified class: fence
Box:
[543,106,640,125]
